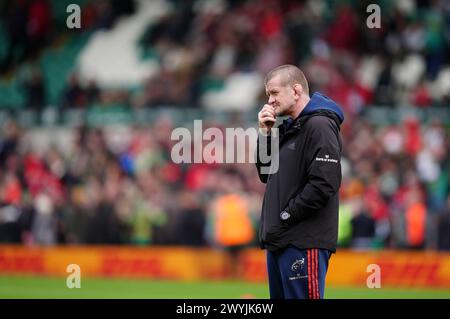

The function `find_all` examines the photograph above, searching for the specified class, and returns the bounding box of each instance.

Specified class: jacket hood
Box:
[300,92,344,124]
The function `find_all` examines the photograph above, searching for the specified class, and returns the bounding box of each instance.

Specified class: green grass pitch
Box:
[1,275,450,299]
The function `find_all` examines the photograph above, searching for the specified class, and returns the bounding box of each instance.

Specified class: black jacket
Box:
[256,92,344,252]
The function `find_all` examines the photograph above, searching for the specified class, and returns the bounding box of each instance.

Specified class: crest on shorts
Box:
[291,258,305,272]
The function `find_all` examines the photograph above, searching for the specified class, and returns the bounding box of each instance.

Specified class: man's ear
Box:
[293,84,303,98]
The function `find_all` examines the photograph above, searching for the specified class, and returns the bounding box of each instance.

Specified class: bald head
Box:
[264,64,309,96]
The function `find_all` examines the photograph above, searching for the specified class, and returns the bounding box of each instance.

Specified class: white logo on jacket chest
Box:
[315,154,338,163]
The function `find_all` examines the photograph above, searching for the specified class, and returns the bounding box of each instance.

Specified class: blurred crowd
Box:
[338,116,450,250]
[1,0,450,111]
[0,119,264,248]
[0,114,449,251]
[0,0,135,74]
[135,0,450,111]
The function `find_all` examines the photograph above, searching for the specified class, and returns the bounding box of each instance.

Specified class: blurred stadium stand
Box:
[0,0,450,253]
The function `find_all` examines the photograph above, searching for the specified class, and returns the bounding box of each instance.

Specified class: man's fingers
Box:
[262,115,276,124]
[262,110,275,118]
[259,112,275,121]
[261,112,275,119]
[258,104,276,129]
[262,105,275,115]
[260,107,275,118]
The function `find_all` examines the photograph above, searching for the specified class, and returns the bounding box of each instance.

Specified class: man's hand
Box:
[258,104,276,134]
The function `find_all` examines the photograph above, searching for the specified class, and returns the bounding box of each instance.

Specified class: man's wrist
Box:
[258,127,271,136]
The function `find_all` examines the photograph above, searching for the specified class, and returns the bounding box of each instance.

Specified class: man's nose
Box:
[268,96,275,104]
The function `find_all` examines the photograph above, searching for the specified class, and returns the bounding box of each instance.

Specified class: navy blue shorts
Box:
[266,246,332,299]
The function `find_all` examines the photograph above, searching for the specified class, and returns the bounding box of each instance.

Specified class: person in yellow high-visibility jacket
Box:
[214,193,254,246]
[206,192,255,278]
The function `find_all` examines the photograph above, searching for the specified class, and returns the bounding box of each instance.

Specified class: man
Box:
[256,65,344,299]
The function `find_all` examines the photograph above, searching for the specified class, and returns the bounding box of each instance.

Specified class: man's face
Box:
[265,74,297,117]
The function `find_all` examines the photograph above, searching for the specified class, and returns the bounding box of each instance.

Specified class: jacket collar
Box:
[279,110,341,138]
